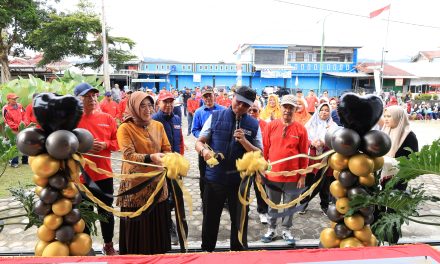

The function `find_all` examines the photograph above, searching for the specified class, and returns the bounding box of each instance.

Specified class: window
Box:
[145,65,148,69]
[204,66,208,70]
[188,65,191,70]
[220,66,223,70]
[183,65,186,70]
[161,65,164,69]
[296,52,304,62]
[288,51,296,62]
[199,66,202,70]
[210,65,213,70]
[215,66,218,70]
[156,65,159,69]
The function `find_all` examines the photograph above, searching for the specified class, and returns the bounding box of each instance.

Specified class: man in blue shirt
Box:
[195,86,262,252]
[192,86,224,200]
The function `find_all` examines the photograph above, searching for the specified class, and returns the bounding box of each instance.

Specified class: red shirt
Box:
[2,103,25,131]
[100,99,119,119]
[258,119,267,135]
[216,96,231,108]
[118,97,128,119]
[77,111,119,182]
[263,119,309,183]
[187,98,200,114]
[24,103,38,125]
[306,96,318,113]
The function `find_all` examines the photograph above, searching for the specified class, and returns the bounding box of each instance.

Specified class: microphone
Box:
[235,116,241,141]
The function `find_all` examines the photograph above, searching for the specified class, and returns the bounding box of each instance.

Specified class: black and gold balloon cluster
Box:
[17,126,94,256]
[319,127,391,248]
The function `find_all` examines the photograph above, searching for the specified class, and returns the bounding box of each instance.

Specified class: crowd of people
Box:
[1,83,421,255]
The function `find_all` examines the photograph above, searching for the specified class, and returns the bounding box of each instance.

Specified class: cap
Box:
[201,86,214,96]
[6,93,19,100]
[157,91,175,101]
[234,86,256,106]
[104,91,112,97]
[126,90,133,94]
[74,83,99,96]
[280,94,298,107]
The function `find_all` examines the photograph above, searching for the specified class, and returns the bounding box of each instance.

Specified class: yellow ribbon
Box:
[237,176,252,246]
[203,144,224,168]
[236,151,268,178]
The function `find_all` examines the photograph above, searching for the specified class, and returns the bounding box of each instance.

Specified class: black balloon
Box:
[359,206,375,217]
[55,225,75,243]
[48,172,68,190]
[338,170,359,188]
[33,93,83,135]
[364,212,374,225]
[347,187,368,199]
[46,130,79,160]
[71,192,83,205]
[337,93,383,136]
[34,200,51,216]
[331,128,361,156]
[64,209,81,225]
[39,187,60,204]
[16,128,46,156]
[361,130,392,157]
[324,127,342,149]
[334,223,353,239]
[327,205,344,222]
[72,128,94,153]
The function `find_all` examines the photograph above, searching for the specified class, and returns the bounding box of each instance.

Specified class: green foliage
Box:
[433,94,438,100]
[414,94,433,101]
[387,138,440,189]
[7,183,106,236]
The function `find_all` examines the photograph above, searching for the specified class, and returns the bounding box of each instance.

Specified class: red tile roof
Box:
[356,63,414,77]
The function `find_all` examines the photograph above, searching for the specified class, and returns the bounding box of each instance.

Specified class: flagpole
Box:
[380,6,391,94]
[101,0,111,92]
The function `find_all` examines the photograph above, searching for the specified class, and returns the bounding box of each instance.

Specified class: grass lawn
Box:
[0,163,33,198]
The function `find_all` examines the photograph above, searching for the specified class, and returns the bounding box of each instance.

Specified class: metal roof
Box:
[137,70,171,75]
[324,72,372,78]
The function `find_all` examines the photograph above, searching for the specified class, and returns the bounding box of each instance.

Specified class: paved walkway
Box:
[0,120,439,253]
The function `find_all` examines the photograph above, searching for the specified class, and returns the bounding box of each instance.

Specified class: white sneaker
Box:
[282,229,296,246]
[259,213,268,224]
[261,228,276,243]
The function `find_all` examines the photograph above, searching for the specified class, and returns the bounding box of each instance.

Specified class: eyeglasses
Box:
[248,108,258,113]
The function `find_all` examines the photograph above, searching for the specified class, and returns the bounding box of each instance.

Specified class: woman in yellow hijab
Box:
[260,94,282,122]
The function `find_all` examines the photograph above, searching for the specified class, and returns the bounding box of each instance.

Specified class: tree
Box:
[29,0,136,71]
[0,0,51,83]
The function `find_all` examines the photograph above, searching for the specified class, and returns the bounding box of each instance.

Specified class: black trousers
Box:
[198,155,207,200]
[304,169,335,210]
[201,181,248,252]
[253,178,268,214]
[84,178,115,243]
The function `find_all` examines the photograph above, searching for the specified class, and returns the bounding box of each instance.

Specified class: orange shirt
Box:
[118,97,128,120]
[24,103,38,125]
[100,99,119,119]
[263,119,309,183]
[187,98,200,114]
[306,96,318,113]
[77,111,119,182]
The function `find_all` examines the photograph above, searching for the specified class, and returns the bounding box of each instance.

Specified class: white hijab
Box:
[305,103,338,142]
[381,105,411,158]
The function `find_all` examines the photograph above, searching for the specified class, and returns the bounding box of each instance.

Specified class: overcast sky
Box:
[62,0,440,63]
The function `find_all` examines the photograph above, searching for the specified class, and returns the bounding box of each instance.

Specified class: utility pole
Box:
[101,0,111,91]
[318,15,329,96]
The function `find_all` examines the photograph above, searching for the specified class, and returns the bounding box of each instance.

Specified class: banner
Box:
[373,68,382,95]
[193,74,201,83]
[261,69,292,78]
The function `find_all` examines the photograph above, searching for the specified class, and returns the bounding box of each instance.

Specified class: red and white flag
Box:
[369,4,390,18]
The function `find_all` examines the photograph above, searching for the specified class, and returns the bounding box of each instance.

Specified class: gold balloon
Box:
[34,240,50,256]
[329,153,349,171]
[37,225,55,242]
[62,182,79,198]
[354,225,373,242]
[32,174,48,187]
[52,198,72,216]
[333,170,340,180]
[359,173,376,187]
[336,197,350,214]
[340,237,364,248]
[320,228,341,248]
[69,233,92,256]
[330,221,337,228]
[35,186,43,197]
[30,154,60,178]
[73,219,86,233]
[348,154,374,177]
[329,180,347,198]
[364,234,379,247]
[344,214,365,231]
[42,241,70,256]
[373,156,384,171]
[43,214,63,230]
[28,156,35,166]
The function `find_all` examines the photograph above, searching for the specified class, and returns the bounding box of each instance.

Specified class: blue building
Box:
[128,43,362,96]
